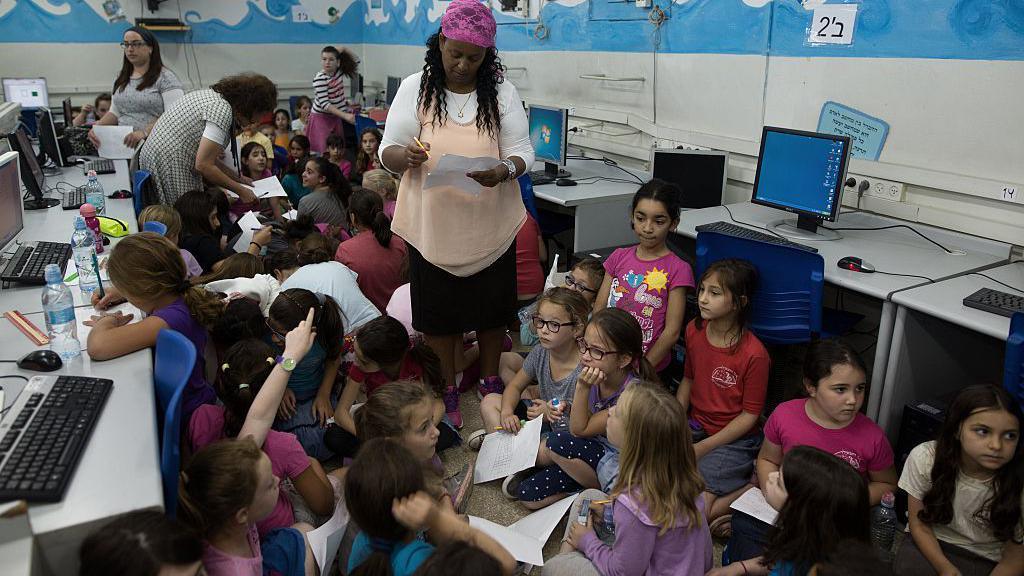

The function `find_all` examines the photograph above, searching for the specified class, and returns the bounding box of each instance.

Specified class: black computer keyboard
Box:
[82,159,115,175]
[62,187,86,210]
[695,220,818,254]
[0,375,112,502]
[0,241,73,285]
[528,171,556,185]
[963,287,1024,318]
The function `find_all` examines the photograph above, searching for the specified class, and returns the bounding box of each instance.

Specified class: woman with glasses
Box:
[88,27,183,150]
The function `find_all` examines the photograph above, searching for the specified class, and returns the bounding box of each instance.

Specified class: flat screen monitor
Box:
[2,78,48,109]
[385,76,401,107]
[528,104,569,177]
[751,126,850,240]
[6,128,54,209]
[652,148,728,210]
[36,107,68,167]
[62,97,74,127]
[0,152,25,251]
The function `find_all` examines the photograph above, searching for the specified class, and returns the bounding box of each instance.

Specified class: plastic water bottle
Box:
[870,492,897,562]
[84,170,105,214]
[71,216,99,293]
[41,264,81,360]
[79,203,103,253]
[550,397,566,428]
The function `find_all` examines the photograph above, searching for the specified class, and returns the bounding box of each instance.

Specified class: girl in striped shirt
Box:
[306,45,358,154]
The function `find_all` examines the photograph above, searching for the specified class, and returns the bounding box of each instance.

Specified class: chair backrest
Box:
[131,169,151,217]
[696,231,824,345]
[289,95,300,120]
[153,328,197,518]
[354,115,379,139]
[1004,312,1024,411]
[517,174,540,222]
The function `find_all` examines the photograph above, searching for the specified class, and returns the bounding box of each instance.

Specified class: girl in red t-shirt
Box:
[676,258,770,536]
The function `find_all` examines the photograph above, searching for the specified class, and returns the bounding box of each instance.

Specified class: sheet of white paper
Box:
[91,125,137,159]
[423,154,500,195]
[283,209,298,221]
[730,487,778,526]
[474,415,543,483]
[469,516,546,567]
[509,493,575,534]
[64,255,111,285]
[307,496,350,573]
[231,212,264,253]
[76,302,143,350]
[250,176,289,198]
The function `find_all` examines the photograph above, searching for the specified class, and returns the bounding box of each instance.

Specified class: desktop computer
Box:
[6,128,56,210]
[652,148,728,210]
[36,107,70,168]
[751,126,851,241]
[528,104,570,185]
[2,78,48,109]
[0,152,24,249]
[386,76,401,108]
[0,101,20,155]
[62,97,74,127]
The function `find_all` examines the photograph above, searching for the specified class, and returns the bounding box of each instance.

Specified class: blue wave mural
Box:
[0,0,1021,61]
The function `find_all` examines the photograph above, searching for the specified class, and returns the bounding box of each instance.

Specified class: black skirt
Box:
[407,241,517,335]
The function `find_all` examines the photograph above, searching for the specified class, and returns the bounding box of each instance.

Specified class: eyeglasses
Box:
[531,316,574,334]
[120,41,148,50]
[564,274,597,294]
[576,338,621,360]
[265,318,287,340]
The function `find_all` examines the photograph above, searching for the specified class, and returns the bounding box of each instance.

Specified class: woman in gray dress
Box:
[139,73,277,206]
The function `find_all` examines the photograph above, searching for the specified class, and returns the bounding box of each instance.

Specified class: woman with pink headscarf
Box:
[380,0,534,429]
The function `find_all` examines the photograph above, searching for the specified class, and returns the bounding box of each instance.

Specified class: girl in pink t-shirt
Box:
[594,179,693,376]
[189,338,336,538]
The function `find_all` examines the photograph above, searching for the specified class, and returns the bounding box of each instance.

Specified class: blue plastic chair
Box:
[1004,312,1024,411]
[153,328,197,518]
[132,169,151,217]
[696,230,824,345]
[517,174,540,222]
[354,114,379,138]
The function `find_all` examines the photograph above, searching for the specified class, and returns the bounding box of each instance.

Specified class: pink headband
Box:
[441,0,496,49]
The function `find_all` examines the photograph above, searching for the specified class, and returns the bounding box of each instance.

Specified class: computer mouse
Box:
[109,190,133,199]
[17,350,63,372]
[555,178,577,187]
[837,256,875,273]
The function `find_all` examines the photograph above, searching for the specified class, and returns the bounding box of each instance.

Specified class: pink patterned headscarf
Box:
[441,0,497,49]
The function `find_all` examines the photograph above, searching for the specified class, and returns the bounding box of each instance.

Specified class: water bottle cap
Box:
[79,203,96,218]
[87,170,97,177]
[551,398,560,406]
[44,263,62,283]
[881,492,895,507]
[74,215,87,229]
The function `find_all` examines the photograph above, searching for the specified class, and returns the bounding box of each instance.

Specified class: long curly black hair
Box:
[418,31,505,138]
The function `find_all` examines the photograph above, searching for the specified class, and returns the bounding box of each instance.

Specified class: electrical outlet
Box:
[866,177,905,202]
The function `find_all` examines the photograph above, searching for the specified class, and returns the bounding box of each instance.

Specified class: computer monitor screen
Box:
[7,128,45,201]
[62,97,73,127]
[0,152,24,251]
[528,105,569,176]
[386,76,401,107]
[36,108,67,167]
[652,148,728,210]
[2,78,48,109]
[751,126,850,237]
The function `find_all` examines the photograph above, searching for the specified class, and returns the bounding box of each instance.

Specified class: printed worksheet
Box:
[473,415,543,484]
[468,494,575,566]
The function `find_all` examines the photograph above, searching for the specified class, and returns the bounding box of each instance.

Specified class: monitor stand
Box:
[767,213,841,241]
[24,197,60,210]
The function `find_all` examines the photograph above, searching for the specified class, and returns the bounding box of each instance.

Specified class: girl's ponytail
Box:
[349,188,392,247]
[183,284,226,329]
[635,356,657,383]
[408,339,444,397]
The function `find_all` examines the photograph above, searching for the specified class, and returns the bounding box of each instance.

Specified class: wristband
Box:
[250,241,263,249]
[740,560,748,576]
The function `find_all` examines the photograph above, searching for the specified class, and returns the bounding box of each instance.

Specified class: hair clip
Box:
[265,357,275,365]
[221,363,230,371]
[238,383,250,390]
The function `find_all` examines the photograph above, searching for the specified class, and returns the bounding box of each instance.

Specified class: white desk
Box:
[877,261,1024,435]
[676,202,1011,432]
[0,163,161,575]
[531,158,647,253]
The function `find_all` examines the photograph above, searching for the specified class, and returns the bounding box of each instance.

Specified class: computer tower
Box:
[893,395,952,523]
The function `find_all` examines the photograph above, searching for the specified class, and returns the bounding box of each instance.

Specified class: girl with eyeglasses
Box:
[88,26,183,150]
[502,307,655,510]
[469,287,590,451]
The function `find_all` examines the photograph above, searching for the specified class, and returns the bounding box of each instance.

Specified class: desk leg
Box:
[572,199,635,253]
[876,305,908,436]
[867,300,897,421]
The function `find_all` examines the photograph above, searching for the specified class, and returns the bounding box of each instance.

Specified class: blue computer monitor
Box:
[751,126,850,239]
[528,104,569,177]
